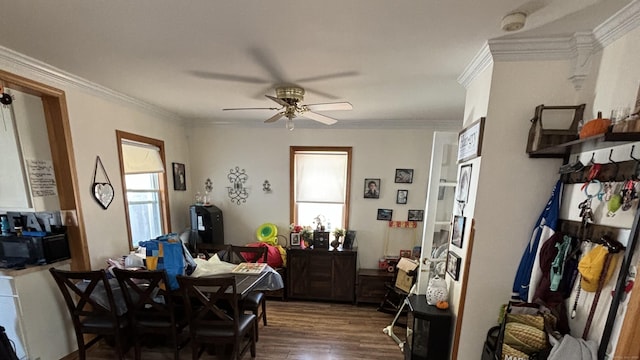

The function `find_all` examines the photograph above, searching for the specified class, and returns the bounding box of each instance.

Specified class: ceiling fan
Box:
[223,85,353,130]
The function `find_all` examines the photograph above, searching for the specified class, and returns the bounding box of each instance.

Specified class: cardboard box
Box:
[395,257,419,293]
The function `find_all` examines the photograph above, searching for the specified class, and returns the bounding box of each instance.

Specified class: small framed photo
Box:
[446,251,462,281]
[396,189,408,204]
[172,162,186,191]
[364,178,380,199]
[407,209,424,222]
[290,232,300,247]
[455,164,472,213]
[451,215,466,248]
[395,169,414,183]
[377,208,393,221]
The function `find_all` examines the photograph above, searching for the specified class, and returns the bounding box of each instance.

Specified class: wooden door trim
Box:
[0,69,90,270]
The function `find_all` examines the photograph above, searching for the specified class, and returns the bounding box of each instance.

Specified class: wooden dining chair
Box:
[198,243,231,262]
[229,245,268,340]
[177,275,256,360]
[113,268,188,360]
[49,268,129,360]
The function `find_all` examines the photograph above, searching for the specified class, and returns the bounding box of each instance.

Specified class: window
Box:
[290,146,352,230]
[116,131,170,249]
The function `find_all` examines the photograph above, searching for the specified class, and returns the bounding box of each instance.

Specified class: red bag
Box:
[245,242,283,268]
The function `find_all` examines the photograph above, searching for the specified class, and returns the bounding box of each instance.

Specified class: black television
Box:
[189,205,224,252]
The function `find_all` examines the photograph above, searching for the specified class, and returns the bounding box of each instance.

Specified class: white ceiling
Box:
[0,0,633,128]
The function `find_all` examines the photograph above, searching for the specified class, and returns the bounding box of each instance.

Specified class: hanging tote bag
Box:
[512,180,563,302]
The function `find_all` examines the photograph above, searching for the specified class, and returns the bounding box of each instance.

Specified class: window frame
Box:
[290,146,352,229]
[116,130,171,250]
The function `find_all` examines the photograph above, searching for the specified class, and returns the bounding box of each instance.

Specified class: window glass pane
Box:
[297,203,344,231]
[125,173,162,246]
[127,200,162,246]
[125,173,159,190]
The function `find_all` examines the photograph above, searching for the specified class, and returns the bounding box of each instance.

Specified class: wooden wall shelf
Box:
[527,132,640,158]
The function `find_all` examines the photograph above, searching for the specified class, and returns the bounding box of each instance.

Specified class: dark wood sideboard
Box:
[356,268,394,304]
[287,248,357,302]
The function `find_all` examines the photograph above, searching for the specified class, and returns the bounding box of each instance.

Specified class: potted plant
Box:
[300,227,313,248]
[333,228,346,242]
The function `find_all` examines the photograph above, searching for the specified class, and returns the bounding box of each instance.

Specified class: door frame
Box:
[0,69,90,270]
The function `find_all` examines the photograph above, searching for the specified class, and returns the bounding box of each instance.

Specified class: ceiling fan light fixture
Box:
[286,118,295,131]
[501,12,526,32]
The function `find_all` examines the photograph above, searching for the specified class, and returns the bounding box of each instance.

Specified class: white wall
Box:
[187,125,459,268]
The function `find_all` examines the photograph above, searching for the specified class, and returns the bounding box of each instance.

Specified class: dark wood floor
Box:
[64,300,406,359]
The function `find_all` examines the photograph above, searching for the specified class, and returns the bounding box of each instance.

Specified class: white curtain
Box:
[296,152,347,203]
[121,141,164,174]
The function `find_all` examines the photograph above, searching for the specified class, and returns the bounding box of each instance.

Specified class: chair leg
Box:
[75,333,86,360]
[135,337,142,360]
[250,323,257,358]
[261,298,267,326]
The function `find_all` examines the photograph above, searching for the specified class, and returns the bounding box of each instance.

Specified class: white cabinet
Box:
[0,262,74,360]
[416,132,458,294]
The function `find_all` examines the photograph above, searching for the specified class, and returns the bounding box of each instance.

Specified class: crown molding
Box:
[0,45,184,123]
[457,43,493,89]
[593,0,640,51]
[459,0,640,89]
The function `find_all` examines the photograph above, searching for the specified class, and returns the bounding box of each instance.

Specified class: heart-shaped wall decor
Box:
[93,182,114,209]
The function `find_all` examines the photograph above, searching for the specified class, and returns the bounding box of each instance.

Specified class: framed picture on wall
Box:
[377,208,393,221]
[396,190,408,204]
[172,162,186,191]
[455,164,472,215]
[451,215,465,248]
[364,178,381,199]
[407,209,424,221]
[446,251,462,281]
[457,117,485,163]
[395,169,414,183]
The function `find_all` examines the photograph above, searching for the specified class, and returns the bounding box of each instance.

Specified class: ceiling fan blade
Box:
[265,112,285,123]
[188,70,270,84]
[301,111,338,125]
[295,71,359,83]
[250,47,286,83]
[305,102,353,112]
[265,95,290,107]
[223,107,280,111]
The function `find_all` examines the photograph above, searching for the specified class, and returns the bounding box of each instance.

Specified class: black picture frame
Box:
[407,209,424,222]
[343,230,356,249]
[451,215,466,248]
[396,189,408,204]
[377,208,393,221]
[172,162,186,191]
[364,178,381,199]
[446,251,462,281]
[395,168,414,183]
[290,232,300,247]
[456,164,472,205]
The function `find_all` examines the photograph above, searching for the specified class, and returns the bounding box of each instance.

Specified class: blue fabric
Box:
[512,180,563,301]
[139,233,187,290]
